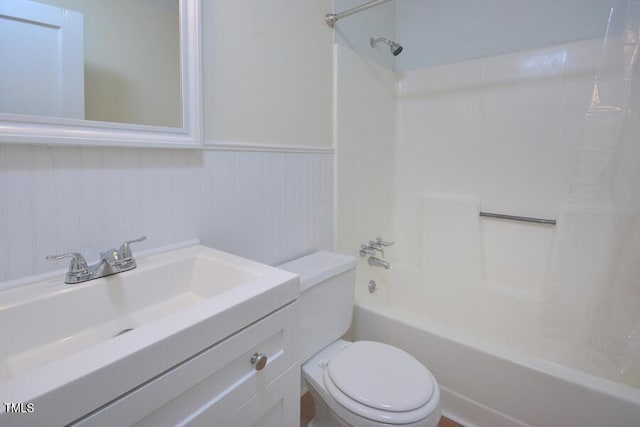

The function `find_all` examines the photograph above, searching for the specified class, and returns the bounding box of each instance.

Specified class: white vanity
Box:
[0,245,300,427]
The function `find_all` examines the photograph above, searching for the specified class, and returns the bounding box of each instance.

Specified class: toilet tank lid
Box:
[278,251,356,292]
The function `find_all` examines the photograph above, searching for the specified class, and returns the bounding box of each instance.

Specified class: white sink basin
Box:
[0,244,298,425]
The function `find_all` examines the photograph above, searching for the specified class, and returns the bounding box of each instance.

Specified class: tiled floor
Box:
[300,392,464,427]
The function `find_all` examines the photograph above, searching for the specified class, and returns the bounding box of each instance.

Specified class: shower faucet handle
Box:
[375,237,394,246]
[360,244,378,257]
[368,241,385,256]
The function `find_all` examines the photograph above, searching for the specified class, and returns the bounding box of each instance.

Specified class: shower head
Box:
[370,37,403,56]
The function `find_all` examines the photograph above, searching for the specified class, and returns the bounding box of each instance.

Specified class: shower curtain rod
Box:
[325,0,393,27]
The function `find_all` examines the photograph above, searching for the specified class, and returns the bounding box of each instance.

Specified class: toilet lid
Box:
[327,341,435,412]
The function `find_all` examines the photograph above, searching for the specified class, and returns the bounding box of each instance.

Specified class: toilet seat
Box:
[322,341,439,425]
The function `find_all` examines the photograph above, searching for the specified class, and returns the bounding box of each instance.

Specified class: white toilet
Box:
[279,251,441,427]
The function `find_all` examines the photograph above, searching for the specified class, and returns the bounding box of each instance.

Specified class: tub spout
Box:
[368,256,390,269]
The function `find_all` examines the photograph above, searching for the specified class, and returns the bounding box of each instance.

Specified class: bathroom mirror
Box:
[0,0,202,148]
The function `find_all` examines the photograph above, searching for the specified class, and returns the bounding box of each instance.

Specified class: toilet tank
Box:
[278,251,356,364]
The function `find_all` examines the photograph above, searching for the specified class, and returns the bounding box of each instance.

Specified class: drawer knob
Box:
[251,352,268,371]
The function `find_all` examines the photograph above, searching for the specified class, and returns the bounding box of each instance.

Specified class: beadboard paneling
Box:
[0,145,333,283]
[200,150,334,266]
[0,145,203,282]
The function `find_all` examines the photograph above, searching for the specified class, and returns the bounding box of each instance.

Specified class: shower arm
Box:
[325,0,393,27]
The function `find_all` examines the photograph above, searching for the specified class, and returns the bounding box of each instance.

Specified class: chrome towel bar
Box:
[479,211,556,226]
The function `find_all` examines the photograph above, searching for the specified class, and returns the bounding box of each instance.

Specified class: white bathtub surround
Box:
[335,44,397,257]
[419,195,484,288]
[389,36,640,384]
[393,38,603,269]
[0,145,333,283]
[336,19,640,425]
[481,215,555,301]
[350,302,640,427]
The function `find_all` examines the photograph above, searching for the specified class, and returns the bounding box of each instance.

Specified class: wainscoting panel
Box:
[200,150,334,266]
[0,145,333,283]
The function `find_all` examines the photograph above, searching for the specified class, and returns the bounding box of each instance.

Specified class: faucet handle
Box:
[359,244,377,257]
[375,237,394,246]
[118,236,147,261]
[368,241,385,256]
[46,252,88,273]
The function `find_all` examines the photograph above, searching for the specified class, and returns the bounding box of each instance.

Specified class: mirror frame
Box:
[0,0,202,148]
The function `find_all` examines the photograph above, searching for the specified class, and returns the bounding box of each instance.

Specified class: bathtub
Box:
[346,267,640,427]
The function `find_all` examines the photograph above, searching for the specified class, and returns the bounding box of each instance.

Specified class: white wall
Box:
[395,0,612,70]
[36,0,182,127]
[0,0,336,284]
[203,0,334,148]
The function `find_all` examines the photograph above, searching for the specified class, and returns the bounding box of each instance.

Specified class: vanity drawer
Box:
[72,301,298,427]
[219,363,300,427]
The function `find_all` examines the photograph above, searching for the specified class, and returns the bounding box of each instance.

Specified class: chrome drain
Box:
[368,280,377,293]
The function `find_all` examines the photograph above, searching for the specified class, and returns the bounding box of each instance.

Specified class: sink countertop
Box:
[0,244,299,427]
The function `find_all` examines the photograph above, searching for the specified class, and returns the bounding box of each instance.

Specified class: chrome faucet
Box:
[365,241,383,256]
[359,244,378,257]
[368,256,390,269]
[47,236,147,284]
[359,237,394,269]
[374,237,394,247]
